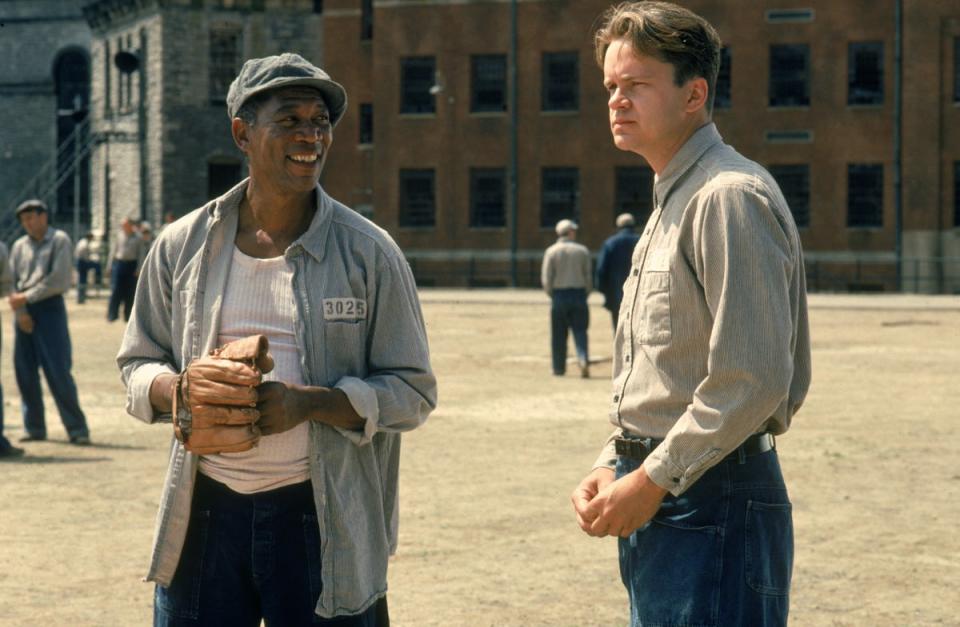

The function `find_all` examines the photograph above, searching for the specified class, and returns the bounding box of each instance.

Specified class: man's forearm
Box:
[298,385,365,431]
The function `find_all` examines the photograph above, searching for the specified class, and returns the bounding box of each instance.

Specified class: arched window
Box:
[54,49,91,230]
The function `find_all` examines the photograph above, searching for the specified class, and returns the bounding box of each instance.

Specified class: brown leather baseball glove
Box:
[172,334,274,455]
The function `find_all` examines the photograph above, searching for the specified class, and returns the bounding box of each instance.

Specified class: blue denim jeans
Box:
[14,295,89,440]
[616,447,793,626]
[550,288,589,374]
[154,473,385,626]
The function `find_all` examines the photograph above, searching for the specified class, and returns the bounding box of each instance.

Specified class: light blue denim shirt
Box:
[117,180,437,618]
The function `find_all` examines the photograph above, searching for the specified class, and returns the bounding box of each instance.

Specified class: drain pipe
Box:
[893,0,903,290]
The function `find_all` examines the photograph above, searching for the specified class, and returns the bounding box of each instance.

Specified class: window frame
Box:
[469,167,507,228]
[541,51,579,112]
[847,41,884,106]
[400,56,436,115]
[540,167,580,228]
[471,54,508,113]
[847,163,884,228]
[769,164,811,228]
[769,43,810,108]
[399,168,436,228]
[614,166,654,226]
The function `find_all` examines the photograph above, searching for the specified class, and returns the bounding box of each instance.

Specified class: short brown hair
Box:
[595,1,722,112]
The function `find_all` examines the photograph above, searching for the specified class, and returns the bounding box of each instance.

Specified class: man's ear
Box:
[231,117,250,153]
[685,77,709,114]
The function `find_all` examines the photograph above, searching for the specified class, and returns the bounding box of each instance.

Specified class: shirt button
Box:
[632,268,639,276]
[625,355,631,363]
[613,395,619,402]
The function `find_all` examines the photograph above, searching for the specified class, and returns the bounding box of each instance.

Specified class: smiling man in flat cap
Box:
[118,53,436,626]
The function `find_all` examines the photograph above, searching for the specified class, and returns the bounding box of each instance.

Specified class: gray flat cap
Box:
[15,199,48,216]
[555,219,578,236]
[226,53,347,126]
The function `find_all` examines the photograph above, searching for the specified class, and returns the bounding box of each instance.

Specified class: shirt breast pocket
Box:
[636,271,672,345]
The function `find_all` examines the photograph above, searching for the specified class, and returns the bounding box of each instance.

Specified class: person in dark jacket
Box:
[595,212,640,328]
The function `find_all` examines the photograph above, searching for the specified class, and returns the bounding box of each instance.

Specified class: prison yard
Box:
[0,290,957,626]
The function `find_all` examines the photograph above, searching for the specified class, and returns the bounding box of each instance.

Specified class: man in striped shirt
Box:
[571,4,811,626]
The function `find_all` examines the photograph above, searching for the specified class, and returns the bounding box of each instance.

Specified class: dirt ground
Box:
[0,290,957,626]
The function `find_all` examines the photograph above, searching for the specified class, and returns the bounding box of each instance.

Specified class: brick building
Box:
[81,0,325,240]
[322,0,960,292]
[4,0,958,291]
[0,0,92,244]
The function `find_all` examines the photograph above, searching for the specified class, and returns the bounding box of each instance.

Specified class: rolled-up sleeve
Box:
[116,234,178,424]
[643,185,797,495]
[336,251,436,446]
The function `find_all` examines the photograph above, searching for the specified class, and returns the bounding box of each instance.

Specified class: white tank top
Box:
[198,246,310,493]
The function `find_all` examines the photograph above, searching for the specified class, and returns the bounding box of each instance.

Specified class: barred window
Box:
[769,164,810,228]
[471,55,507,113]
[847,164,883,228]
[770,44,809,107]
[715,47,732,109]
[541,167,579,228]
[848,42,883,105]
[470,168,506,228]
[359,103,373,144]
[210,26,243,103]
[542,52,578,111]
[399,169,436,227]
[614,166,653,226]
[400,56,435,114]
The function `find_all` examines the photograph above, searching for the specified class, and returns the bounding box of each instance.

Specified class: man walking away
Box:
[542,218,592,378]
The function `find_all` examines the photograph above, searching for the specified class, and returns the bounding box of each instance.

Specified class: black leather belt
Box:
[614,432,774,463]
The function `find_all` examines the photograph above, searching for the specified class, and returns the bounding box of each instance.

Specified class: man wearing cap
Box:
[117,53,436,625]
[541,218,592,378]
[595,212,640,329]
[9,199,91,446]
[107,217,144,322]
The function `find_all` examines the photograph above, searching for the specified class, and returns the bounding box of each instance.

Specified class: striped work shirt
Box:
[594,123,811,496]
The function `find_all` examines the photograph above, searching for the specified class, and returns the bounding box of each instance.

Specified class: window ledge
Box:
[469,111,508,117]
[357,143,373,151]
[540,109,579,116]
[468,226,508,231]
[846,104,884,110]
[398,112,438,119]
[767,105,811,111]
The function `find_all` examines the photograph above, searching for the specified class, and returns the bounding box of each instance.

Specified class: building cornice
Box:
[82,0,160,32]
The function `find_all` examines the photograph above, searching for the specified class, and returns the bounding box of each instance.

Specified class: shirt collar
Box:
[653,122,722,207]
[208,178,333,263]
